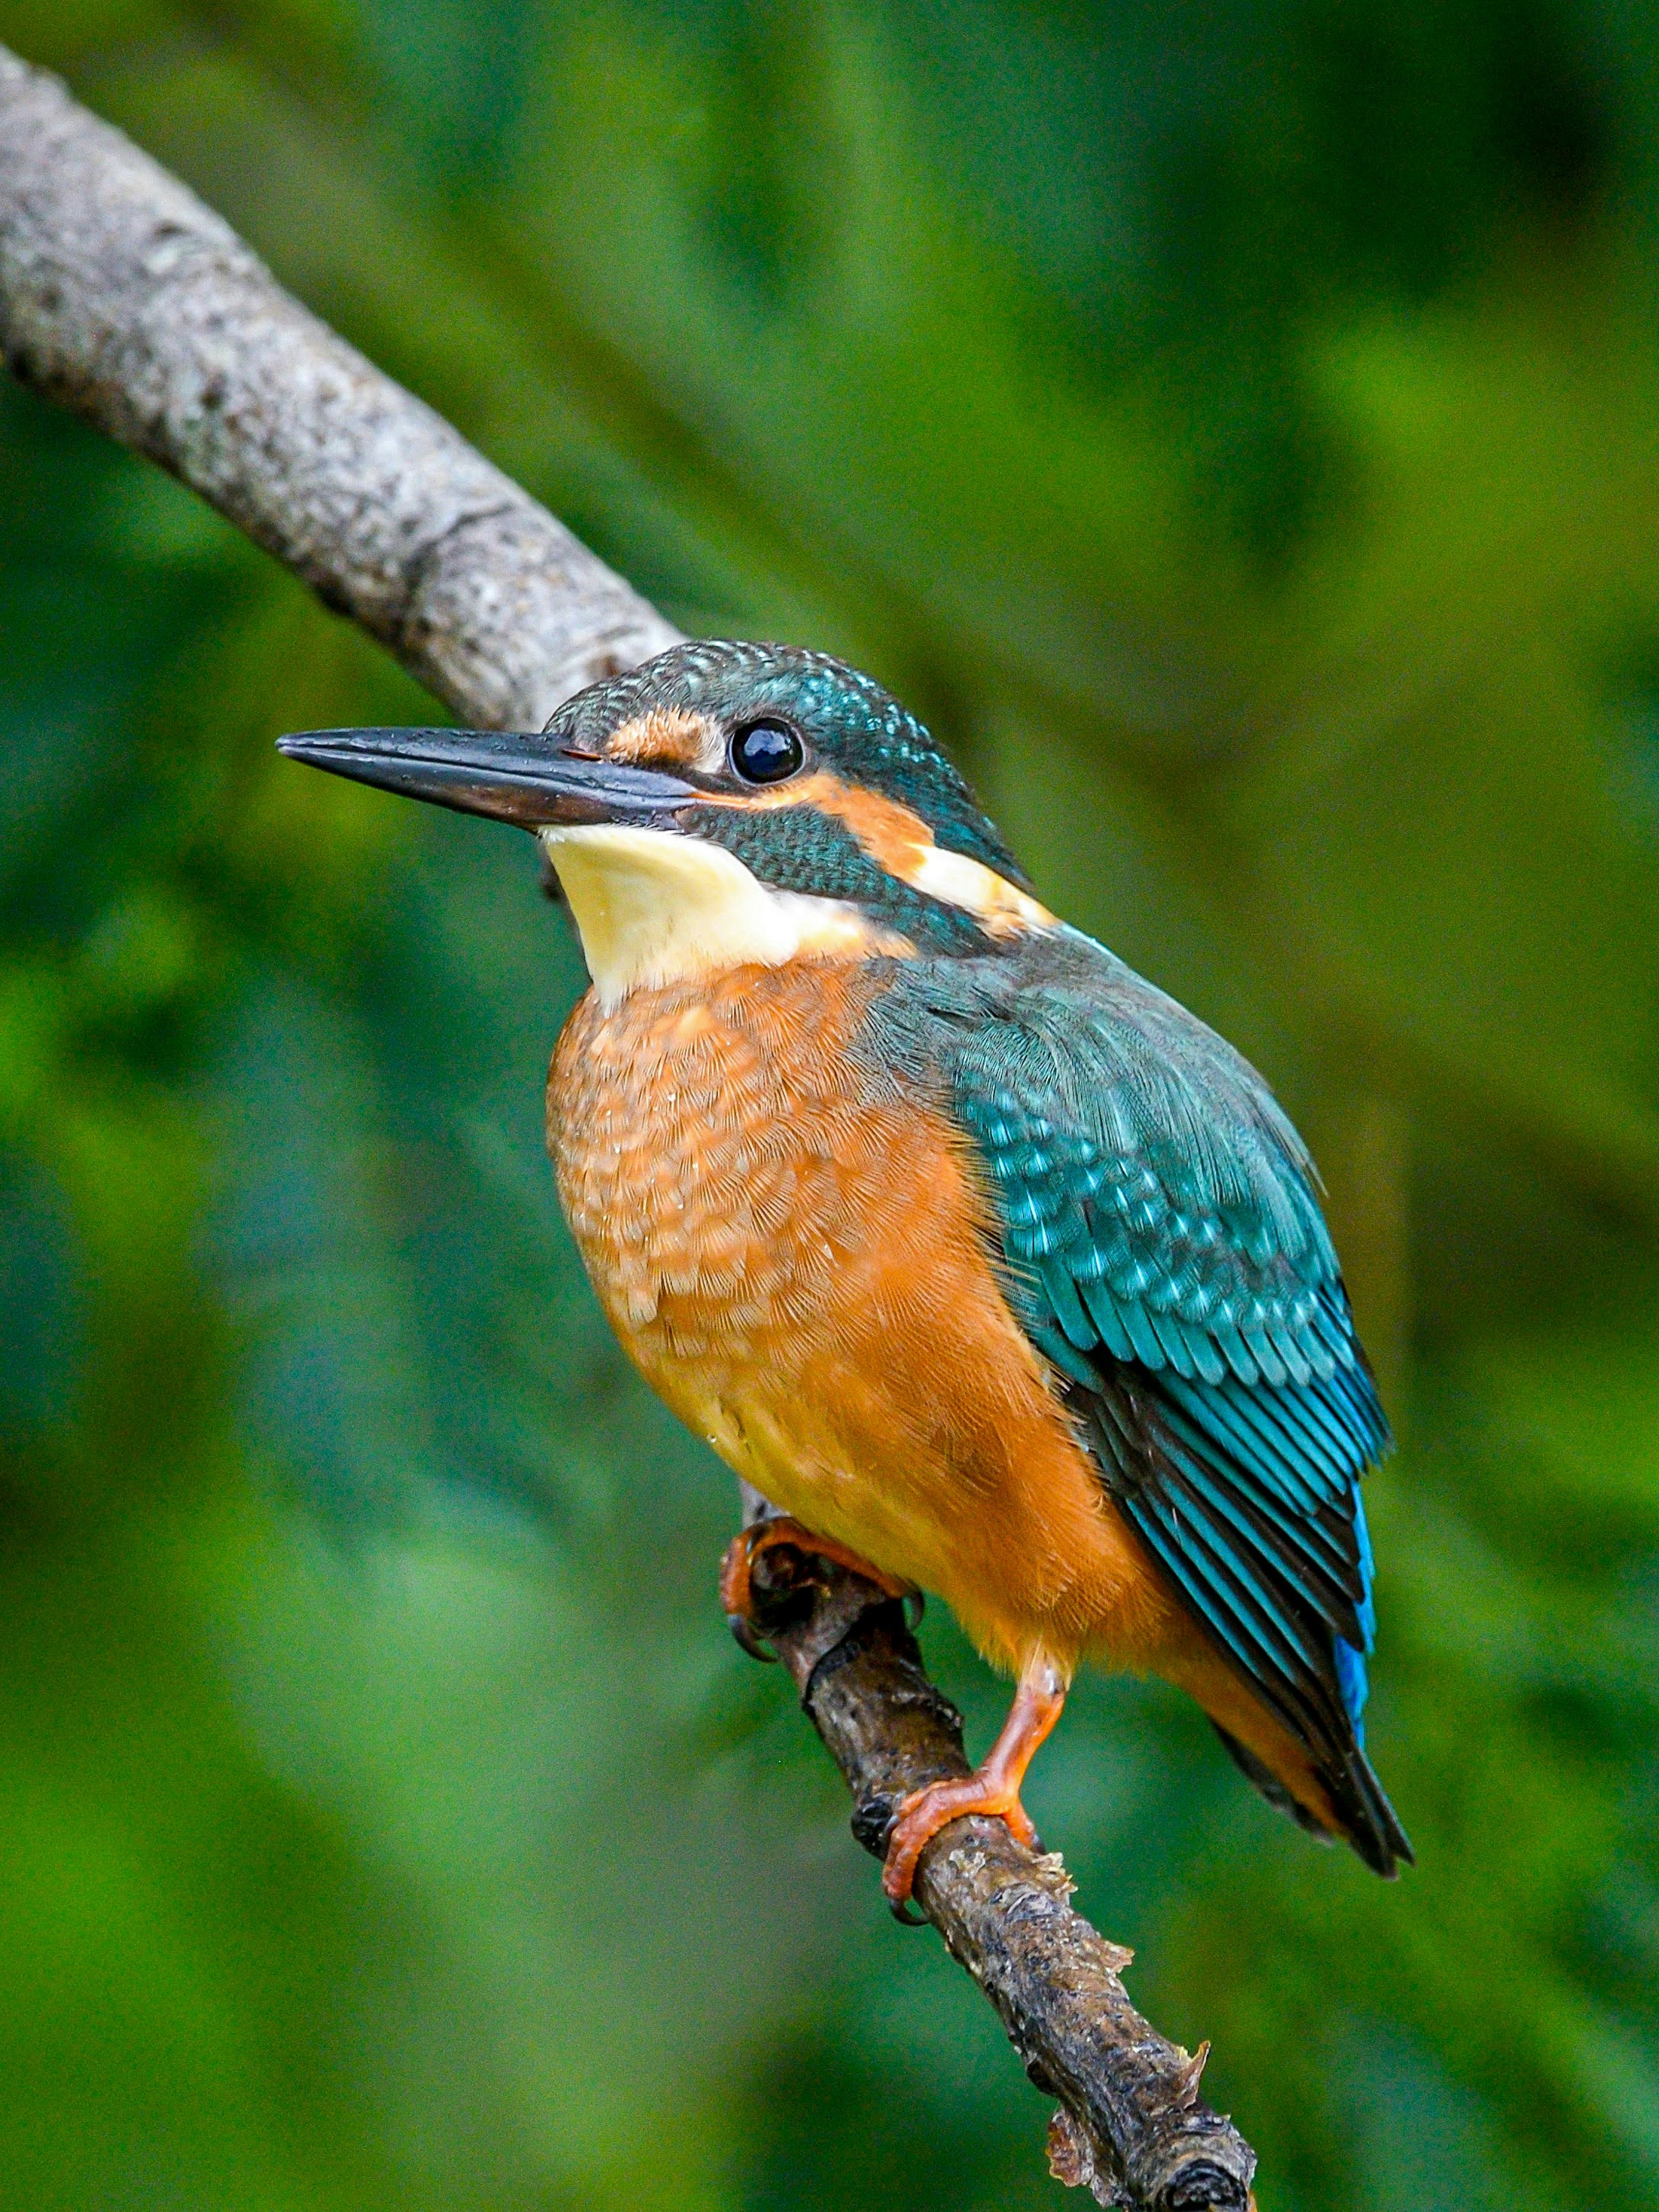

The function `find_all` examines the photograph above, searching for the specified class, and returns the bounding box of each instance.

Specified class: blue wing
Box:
[860,931,1411,1872]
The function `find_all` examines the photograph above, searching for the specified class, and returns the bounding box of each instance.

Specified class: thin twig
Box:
[0,46,1256,2208]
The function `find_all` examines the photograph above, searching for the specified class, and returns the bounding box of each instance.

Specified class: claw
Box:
[718,1517,912,1665]
[726,1609,777,1663]
[879,1656,1067,1910]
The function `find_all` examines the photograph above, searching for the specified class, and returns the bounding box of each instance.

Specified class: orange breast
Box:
[548,960,1185,1678]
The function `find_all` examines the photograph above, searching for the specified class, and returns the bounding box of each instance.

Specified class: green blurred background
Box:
[2,1,1658,2206]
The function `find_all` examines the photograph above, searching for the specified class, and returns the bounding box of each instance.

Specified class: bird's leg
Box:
[719,1516,911,1657]
[881,1653,1068,1910]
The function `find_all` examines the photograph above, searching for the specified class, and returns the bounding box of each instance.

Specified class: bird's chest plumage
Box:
[550,963,907,1397]
[547,959,1165,1670]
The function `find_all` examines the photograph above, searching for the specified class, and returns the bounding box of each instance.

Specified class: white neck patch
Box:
[541,823,899,1005]
[903,842,1054,934]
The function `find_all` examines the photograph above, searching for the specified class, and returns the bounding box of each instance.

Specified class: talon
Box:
[718,1518,912,1660]
[1004,1800,1041,1851]
[881,1774,1038,1908]
[726,1610,777,1662]
[878,1654,1068,1910]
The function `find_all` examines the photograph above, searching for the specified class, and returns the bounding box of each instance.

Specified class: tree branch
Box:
[742,1514,1255,2212]
[0,46,1255,2210]
[0,46,679,728]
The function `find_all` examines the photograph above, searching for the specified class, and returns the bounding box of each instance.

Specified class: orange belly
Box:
[548,958,1188,1679]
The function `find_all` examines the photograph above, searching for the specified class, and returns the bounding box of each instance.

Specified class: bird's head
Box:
[280,641,1052,1003]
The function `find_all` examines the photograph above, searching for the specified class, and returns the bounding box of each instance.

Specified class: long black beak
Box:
[275,726,697,830]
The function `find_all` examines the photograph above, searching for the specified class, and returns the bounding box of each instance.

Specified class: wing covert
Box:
[861,932,1398,1856]
[952,1021,1354,1393]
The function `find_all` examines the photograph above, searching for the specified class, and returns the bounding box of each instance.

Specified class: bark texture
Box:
[744,1530,1256,2212]
[0,48,680,731]
[0,44,1256,2209]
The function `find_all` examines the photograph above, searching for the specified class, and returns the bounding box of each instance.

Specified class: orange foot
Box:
[882,1656,1068,1912]
[719,1517,910,1657]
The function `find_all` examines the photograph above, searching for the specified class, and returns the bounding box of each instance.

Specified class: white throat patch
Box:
[540,824,898,1005]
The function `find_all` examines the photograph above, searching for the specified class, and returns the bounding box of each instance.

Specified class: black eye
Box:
[730,718,805,784]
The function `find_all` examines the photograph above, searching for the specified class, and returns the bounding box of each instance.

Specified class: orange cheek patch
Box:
[607,706,720,769]
[703,772,1054,938]
[704,771,934,868]
[799,776,938,877]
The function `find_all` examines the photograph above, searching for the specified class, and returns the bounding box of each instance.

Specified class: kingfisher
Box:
[279,640,1411,1906]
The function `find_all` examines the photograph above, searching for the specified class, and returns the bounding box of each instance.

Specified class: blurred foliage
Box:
[2,0,1659,2206]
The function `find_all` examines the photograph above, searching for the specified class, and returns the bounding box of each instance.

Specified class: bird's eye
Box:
[730,718,804,785]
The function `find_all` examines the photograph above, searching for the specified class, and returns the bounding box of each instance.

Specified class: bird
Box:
[278,639,1412,1907]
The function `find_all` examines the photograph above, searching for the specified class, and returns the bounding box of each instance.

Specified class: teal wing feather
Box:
[858,931,1411,1873]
